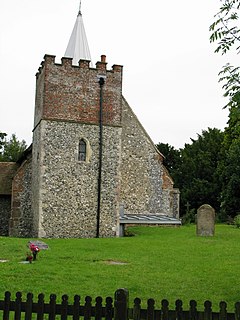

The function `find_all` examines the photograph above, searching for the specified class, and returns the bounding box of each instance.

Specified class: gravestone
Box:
[196,204,215,236]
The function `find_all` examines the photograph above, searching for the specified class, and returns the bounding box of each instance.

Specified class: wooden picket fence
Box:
[0,288,240,320]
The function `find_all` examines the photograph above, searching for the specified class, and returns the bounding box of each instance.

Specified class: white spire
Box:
[64,3,91,65]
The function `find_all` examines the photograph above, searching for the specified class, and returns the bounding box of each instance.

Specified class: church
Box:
[0,6,180,238]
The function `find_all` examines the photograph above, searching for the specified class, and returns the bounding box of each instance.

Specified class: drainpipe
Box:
[96,76,105,238]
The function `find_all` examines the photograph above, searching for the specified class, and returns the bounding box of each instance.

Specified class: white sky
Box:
[0,0,238,149]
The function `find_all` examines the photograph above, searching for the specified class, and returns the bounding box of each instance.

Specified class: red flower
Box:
[29,244,40,252]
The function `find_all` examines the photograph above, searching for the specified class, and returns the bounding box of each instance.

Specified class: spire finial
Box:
[78,0,82,15]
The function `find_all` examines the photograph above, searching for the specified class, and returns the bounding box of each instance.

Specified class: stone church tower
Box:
[0,6,180,238]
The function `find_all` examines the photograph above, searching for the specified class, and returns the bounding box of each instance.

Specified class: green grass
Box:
[0,224,240,311]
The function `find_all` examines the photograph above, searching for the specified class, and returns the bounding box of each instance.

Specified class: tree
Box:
[210,0,240,55]
[176,128,224,216]
[0,133,27,162]
[156,142,181,173]
[210,0,240,218]
[209,0,240,108]
[220,138,240,217]
[156,129,224,218]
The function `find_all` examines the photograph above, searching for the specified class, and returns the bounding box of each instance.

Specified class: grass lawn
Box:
[0,224,240,311]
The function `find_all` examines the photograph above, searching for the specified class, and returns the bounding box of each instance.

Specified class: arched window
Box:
[78,139,86,161]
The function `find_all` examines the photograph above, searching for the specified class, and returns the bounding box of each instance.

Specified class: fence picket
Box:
[105,297,113,320]
[14,292,22,320]
[61,295,68,320]
[95,296,103,320]
[3,291,11,320]
[204,301,212,320]
[219,301,227,320]
[146,298,155,320]
[49,294,56,320]
[84,296,92,320]
[73,295,81,320]
[25,293,33,320]
[133,298,141,320]
[175,299,183,320]
[36,293,44,320]
[189,300,198,320]
[161,299,169,320]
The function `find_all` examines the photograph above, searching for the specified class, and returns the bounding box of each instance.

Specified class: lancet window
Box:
[78,139,87,161]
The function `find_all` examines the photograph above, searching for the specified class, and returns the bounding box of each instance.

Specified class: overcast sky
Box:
[0,0,238,149]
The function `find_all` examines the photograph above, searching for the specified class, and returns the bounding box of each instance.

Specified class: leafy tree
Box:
[0,134,27,162]
[218,137,240,218]
[156,142,181,173]
[210,0,240,218]
[156,129,224,218]
[209,0,240,55]
[210,0,240,109]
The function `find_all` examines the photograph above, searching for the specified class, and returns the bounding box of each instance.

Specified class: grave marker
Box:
[196,204,215,236]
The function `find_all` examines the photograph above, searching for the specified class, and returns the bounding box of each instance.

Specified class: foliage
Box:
[156,143,182,189]
[219,138,240,217]
[156,142,181,173]
[181,208,196,225]
[0,225,240,310]
[209,0,240,55]
[0,133,27,162]
[0,132,7,153]
[174,129,224,216]
[218,64,240,109]
[210,1,240,219]
[233,214,240,227]
[157,129,224,218]
[209,0,240,107]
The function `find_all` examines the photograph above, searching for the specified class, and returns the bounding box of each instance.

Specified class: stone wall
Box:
[9,157,33,237]
[0,163,19,236]
[0,195,11,236]
[120,97,177,216]
[0,163,19,195]
[32,120,121,238]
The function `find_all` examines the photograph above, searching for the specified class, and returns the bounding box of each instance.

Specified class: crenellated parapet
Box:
[36,54,123,78]
[34,54,123,129]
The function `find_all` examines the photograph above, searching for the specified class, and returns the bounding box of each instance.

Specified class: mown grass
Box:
[0,224,240,311]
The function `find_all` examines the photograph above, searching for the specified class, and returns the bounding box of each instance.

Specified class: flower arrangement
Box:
[25,243,40,263]
[29,243,40,260]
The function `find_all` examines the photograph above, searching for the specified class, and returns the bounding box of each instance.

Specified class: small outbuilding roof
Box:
[120,214,181,225]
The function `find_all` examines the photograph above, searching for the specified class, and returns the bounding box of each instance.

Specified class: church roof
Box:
[64,9,91,65]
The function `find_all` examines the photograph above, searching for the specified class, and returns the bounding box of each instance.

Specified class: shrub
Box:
[233,214,240,228]
[181,209,196,225]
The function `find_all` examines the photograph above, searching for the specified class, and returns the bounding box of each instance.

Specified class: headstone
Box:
[196,204,215,236]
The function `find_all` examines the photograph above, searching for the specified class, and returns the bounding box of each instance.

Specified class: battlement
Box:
[34,54,123,128]
[36,54,123,78]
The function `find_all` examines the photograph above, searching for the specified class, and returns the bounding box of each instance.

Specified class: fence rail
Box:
[0,289,240,320]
